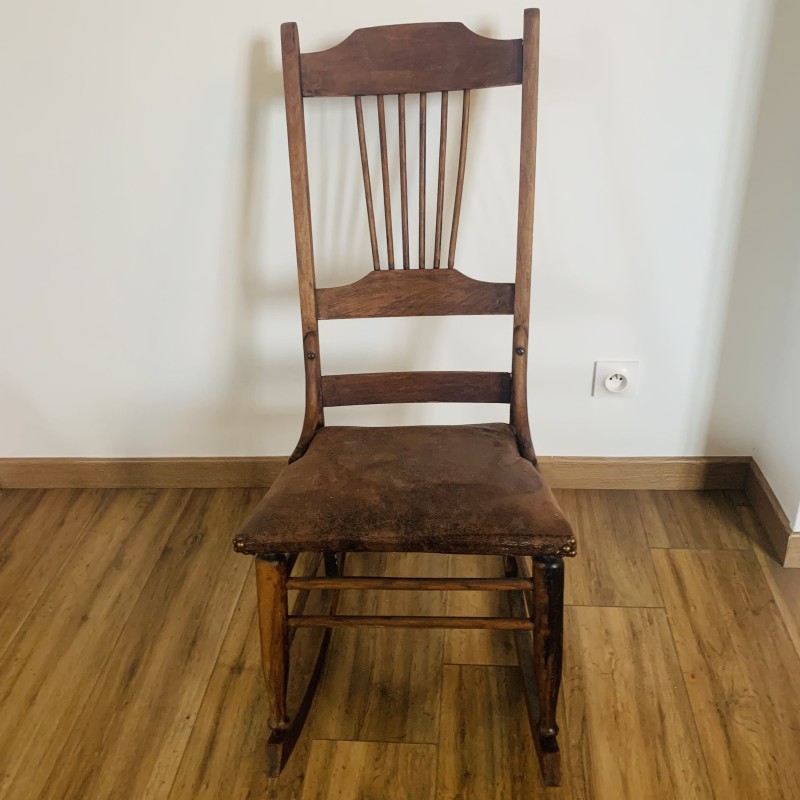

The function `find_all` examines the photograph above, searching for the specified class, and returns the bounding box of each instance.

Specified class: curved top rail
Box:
[299,22,523,97]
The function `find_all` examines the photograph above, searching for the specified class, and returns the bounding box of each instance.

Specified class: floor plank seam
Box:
[651,556,719,799]
[162,564,253,800]
[0,490,112,662]
[16,491,199,797]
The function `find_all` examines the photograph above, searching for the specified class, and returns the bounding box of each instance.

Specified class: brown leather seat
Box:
[234,423,575,557]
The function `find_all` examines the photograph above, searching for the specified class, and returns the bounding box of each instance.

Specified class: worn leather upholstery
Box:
[234,423,575,557]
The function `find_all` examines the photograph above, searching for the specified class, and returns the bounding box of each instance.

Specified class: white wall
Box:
[708,0,800,532]
[0,1,775,460]
[754,263,800,532]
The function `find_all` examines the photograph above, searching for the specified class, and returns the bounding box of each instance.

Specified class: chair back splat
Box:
[281,12,541,463]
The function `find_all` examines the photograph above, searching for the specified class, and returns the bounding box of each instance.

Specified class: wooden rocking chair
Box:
[233,8,576,787]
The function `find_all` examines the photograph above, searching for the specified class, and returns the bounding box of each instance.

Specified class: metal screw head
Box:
[306,352,316,360]
[515,347,525,356]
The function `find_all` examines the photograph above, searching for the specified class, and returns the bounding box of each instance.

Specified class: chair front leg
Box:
[531,555,564,785]
[255,553,290,775]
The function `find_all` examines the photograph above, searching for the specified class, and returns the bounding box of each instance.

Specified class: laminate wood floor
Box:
[1,487,799,799]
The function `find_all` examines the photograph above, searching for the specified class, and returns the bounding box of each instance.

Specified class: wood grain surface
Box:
[0,454,751,489]
[299,22,522,97]
[2,487,800,798]
[315,268,514,319]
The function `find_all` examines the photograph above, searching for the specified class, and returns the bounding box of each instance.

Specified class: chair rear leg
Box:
[255,554,289,776]
[531,555,564,786]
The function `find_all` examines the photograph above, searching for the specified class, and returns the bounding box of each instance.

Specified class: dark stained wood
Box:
[299,23,523,97]
[376,94,395,268]
[448,89,471,268]
[505,554,562,787]
[289,615,535,630]
[281,23,324,463]
[509,9,541,465]
[530,555,564,786]
[316,268,514,319]
[268,555,336,778]
[398,94,410,268]
[321,370,511,407]
[433,91,448,268]
[249,10,569,788]
[287,576,534,591]
[354,95,380,270]
[419,92,427,268]
[285,553,322,647]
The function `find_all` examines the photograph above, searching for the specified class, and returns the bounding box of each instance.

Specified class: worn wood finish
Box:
[528,556,564,785]
[398,93,410,268]
[376,94,395,268]
[509,8,541,465]
[321,370,511,406]
[245,9,572,786]
[316,268,514,319]
[418,92,427,268]
[299,23,523,97]
[448,89,471,268]
[433,90,448,268]
[255,557,290,740]
[289,614,534,630]
[354,95,380,270]
[281,22,324,463]
[287,576,532,591]
[653,548,800,798]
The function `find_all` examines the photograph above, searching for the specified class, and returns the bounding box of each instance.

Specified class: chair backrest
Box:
[281,10,541,465]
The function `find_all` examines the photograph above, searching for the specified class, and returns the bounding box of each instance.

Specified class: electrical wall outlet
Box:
[593,361,640,397]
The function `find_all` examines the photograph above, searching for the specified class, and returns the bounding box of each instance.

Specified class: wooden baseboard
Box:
[536,456,750,491]
[0,454,749,491]
[744,460,800,568]
[0,457,287,490]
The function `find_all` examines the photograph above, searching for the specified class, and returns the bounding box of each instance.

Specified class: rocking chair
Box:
[233,8,576,787]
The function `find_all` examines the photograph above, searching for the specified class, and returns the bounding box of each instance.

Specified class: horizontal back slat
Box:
[316,269,514,319]
[322,371,512,406]
[300,23,522,97]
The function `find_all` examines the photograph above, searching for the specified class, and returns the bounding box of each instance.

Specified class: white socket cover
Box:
[592,361,640,397]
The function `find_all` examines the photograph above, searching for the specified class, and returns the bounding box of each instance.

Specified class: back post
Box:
[511,8,540,465]
[281,22,325,461]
